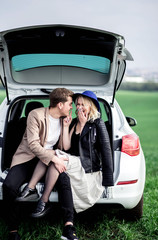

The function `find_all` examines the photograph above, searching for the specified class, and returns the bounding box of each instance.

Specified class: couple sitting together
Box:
[3,88,113,240]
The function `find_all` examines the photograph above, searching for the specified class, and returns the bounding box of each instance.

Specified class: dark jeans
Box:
[3,158,74,231]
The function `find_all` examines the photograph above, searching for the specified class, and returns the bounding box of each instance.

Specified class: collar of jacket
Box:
[45,107,49,117]
[80,121,94,138]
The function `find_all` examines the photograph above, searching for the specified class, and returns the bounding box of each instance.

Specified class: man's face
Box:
[60,96,73,116]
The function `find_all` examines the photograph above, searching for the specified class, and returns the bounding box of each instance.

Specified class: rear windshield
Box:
[5,26,116,86]
[11,54,110,74]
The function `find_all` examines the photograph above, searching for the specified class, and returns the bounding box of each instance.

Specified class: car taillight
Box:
[117,179,138,185]
[121,133,140,156]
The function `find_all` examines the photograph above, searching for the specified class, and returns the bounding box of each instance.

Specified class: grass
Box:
[0,90,158,240]
[116,91,158,152]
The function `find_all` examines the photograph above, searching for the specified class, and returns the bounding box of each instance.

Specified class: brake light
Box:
[121,133,140,156]
[117,179,138,185]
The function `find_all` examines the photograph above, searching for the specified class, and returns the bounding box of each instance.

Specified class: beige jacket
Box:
[11,107,61,168]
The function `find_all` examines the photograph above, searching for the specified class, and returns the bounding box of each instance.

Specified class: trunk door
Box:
[0,25,133,103]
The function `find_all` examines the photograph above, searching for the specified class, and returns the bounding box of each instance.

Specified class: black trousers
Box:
[3,158,74,231]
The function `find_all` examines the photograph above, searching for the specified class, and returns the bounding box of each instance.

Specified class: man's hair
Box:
[49,88,74,107]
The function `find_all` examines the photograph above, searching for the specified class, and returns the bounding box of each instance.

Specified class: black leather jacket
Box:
[70,118,114,186]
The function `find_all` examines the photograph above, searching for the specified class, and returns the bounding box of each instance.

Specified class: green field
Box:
[0,90,158,240]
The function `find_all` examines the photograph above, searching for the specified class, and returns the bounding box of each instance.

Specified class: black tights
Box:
[3,158,74,231]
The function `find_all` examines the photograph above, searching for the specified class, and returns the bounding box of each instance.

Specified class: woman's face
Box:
[76,97,91,116]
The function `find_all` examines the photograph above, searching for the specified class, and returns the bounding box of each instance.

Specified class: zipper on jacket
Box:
[89,126,93,173]
[43,112,47,146]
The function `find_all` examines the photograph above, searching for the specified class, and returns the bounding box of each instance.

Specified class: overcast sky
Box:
[0,0,158,71]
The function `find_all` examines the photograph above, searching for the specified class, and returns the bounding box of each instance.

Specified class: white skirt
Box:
[55,149,104,213]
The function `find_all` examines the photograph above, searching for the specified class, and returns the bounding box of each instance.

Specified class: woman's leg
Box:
[41,163,59,202]
[28,160,47,189]
[31,163,59,218]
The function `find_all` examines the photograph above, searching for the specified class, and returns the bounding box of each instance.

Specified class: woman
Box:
[60,90,114,212]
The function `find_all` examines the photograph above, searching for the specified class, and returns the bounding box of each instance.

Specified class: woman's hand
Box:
[77,109,88,127]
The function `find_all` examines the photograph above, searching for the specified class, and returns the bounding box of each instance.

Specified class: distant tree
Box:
[120,82,158,91]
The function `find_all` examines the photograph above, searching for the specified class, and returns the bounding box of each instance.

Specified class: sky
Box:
[0,0,158,71]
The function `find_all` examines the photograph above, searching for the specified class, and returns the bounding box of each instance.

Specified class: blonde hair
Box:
[75,96,100,121]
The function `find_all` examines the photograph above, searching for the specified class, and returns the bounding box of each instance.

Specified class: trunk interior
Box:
[2,95,113,172]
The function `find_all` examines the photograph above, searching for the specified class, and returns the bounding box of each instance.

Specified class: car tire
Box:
[124,195,143,220]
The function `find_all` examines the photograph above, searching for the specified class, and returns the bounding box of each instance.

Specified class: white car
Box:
[0,24,145,219]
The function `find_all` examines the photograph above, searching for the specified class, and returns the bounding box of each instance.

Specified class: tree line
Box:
[120,82,158,91]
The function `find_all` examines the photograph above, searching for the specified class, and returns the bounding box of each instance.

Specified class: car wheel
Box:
[124,195,143,220]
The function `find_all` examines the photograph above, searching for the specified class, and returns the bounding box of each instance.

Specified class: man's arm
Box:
[27,110,68,171]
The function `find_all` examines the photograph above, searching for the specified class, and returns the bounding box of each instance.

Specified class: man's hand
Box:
[63,112,72,127]
[54,156,68,173]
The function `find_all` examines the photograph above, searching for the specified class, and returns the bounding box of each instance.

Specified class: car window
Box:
[12,54,110,74]
[100,102,108,122]
[21,99,77,118]
[21,99,49,117]
[21,99,108,122]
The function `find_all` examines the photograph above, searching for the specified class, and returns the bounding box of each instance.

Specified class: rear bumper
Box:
[0,161,145,210]
[97,183,144,209]
[0,181,143,209]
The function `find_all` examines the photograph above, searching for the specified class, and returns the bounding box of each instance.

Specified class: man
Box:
[3,88,79,240]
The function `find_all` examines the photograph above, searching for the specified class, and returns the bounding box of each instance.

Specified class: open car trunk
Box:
[0,24,133,105]
[2,95,113,173]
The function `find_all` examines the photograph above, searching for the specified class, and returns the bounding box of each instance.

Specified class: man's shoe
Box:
[61,225,79,240]
[16,185,39,202]
[8,232,21,240]
[31,199,52,218]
